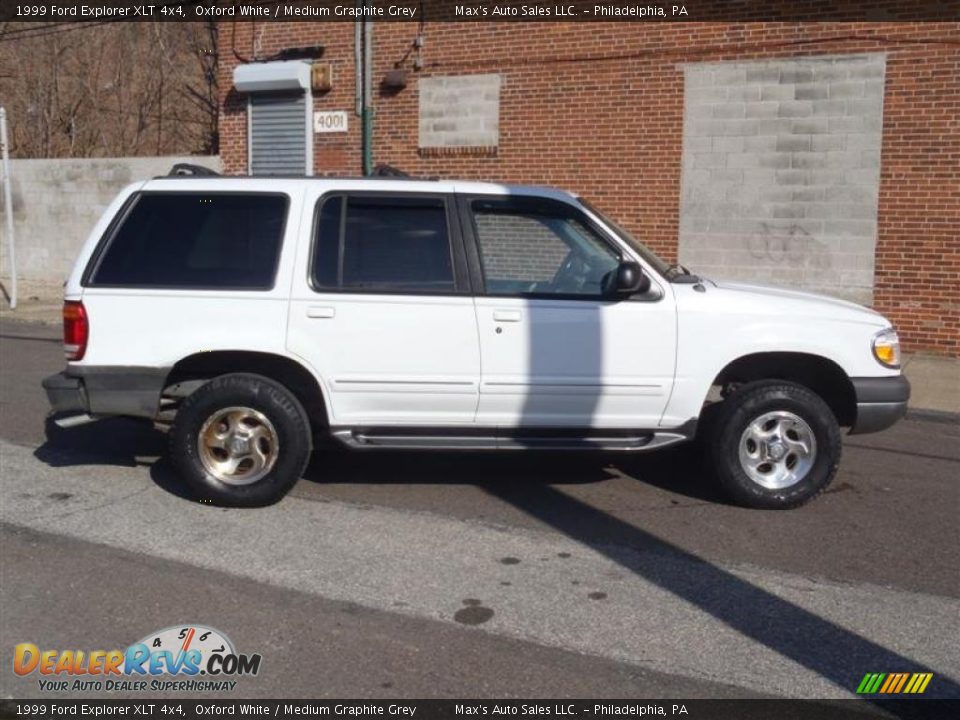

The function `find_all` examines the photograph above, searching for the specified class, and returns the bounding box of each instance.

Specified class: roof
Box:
[141,174,578,202]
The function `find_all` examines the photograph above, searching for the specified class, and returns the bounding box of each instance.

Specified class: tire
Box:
[169,373,312,507]
[709,380,841,509]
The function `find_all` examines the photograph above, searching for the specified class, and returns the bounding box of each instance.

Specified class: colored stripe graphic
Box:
[857,672,933,694]
[881,673,905,693]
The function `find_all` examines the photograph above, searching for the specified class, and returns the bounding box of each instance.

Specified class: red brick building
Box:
[218,20,959,356]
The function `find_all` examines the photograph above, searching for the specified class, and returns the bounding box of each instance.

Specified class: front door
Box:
[287,191,480,426]
[460,195,676,429]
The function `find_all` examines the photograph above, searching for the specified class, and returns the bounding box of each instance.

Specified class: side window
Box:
[312,195,455,293]
[90,193,287,289]
[470,199,620,297]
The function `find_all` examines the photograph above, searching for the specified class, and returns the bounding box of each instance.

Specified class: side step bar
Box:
[331,429,689,452]
[53,413,99,429]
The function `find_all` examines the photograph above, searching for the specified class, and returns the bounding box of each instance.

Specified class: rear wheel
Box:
[710,381,841,509]
[170,373,312,506]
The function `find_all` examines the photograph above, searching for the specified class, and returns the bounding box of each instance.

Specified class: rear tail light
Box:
[63,301,88,361]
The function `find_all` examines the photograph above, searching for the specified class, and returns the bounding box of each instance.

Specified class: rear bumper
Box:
[42,372,89,414]
[849,376,910,435]
[42,366,168,419]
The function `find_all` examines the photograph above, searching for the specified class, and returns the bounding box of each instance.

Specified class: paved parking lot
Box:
[1,319,958,700]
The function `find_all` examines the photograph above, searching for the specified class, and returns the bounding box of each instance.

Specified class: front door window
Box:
[470,198,620,298]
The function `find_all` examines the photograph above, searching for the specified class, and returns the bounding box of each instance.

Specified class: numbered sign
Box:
[314,111,349,134]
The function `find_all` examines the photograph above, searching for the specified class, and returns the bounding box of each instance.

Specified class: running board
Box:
[331,429,689,452]
[53,413,99,429]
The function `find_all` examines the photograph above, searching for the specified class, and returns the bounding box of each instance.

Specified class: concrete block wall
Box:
[678,54,886,305]
[418,74,501,149]
[0,156,221,286]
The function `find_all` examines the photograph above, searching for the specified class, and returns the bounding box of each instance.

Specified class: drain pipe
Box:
[361,3,374,176]
[354,19,363,119]
[0,107,16,309]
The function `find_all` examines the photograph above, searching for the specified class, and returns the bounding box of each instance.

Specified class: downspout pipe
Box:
[354,20,363,118]
[361,2,374,176]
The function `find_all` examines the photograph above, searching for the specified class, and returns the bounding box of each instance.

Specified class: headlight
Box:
[872,328,901,369]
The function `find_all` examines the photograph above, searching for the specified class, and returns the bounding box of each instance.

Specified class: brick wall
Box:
[218,22,960,356]
[219,22,362,175]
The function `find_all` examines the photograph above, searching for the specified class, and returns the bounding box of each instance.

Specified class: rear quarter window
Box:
[88,193,288,289]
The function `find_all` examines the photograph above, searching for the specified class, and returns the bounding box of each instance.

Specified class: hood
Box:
[708,279,889,327]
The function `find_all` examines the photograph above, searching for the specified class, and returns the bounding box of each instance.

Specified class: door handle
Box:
[493,309,522,322]
[306,306,336,319]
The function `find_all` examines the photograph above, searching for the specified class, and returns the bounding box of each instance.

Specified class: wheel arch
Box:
[708,351,856,427]
[164,351,330,430]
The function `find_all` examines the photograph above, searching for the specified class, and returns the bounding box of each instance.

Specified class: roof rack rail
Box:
[169,163,220,177]
[371,164,440,181]
[156,165,442,182]
[372,164,410,178]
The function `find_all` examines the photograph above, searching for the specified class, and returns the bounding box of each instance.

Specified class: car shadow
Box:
[33,414,167,469]
[33,414,727,504]
[33,414,198,500]
[301,441,727,503]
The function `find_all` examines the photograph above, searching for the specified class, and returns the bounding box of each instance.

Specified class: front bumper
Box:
[849,375,910,435]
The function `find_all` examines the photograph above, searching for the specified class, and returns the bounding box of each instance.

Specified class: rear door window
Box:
[90,193,287,289]
[311,195,456,293]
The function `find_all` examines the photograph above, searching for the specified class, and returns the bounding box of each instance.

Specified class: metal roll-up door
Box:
[250,93,307,176]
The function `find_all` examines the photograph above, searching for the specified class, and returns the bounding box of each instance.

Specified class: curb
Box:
[906,408,960,425]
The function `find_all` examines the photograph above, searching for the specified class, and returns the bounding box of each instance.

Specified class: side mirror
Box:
[607,261,650,297]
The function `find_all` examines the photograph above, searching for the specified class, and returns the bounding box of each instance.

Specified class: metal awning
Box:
[233,60,312,93]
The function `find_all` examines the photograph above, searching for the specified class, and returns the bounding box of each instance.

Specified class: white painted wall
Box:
[0,156,221,285]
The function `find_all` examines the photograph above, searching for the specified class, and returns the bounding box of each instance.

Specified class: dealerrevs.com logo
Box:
[13,624,261,692]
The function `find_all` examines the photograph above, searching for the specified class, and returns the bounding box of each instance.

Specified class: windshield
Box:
[577,198,671,277]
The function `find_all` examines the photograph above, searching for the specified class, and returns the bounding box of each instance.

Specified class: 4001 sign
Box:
[314,111,349,134]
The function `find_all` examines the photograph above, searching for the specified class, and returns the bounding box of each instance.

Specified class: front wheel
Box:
[709,381,841,509]
[169,373,312,507]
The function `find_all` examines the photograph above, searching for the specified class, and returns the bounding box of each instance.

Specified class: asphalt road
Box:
[1,318,958,702]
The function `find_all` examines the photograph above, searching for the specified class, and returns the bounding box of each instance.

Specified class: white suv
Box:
[43,165,909,509]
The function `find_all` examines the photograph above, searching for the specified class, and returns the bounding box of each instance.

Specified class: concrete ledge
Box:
[901,353,960,418]
[906,408,959,424]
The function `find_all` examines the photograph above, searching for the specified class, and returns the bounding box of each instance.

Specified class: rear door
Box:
[287,190,481,426]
